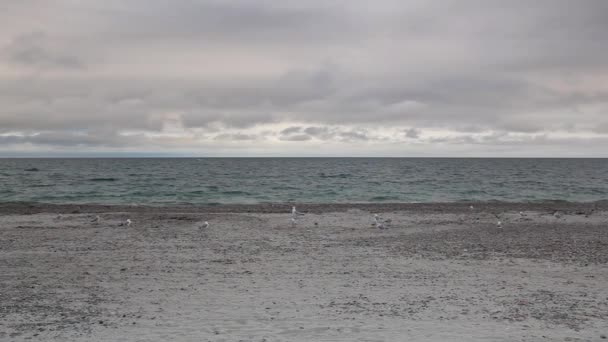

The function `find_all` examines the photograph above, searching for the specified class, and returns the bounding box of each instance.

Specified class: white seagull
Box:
[92,215,101,223]
[292,206,305,217]
[497,220,502,228]
[200,221,209,229]
[120,218,132,227]
[373,214,390,229]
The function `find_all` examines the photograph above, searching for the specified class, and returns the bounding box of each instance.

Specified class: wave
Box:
[30,184,54,188]
[88,178,119,182]
[369,196,400,201]
[221,190,251,196]
[318,172,352,178]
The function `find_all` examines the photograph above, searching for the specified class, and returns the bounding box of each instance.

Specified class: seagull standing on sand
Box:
[497,220,502,228]
[92,215,101,223]
[292,206,305,217]
[291,206,305,227]
[372,214,393,229]
[120,218,132,227]
[200,221,209,229]
[373,214,389,229]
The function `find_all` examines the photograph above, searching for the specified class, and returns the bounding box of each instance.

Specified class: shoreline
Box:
[2,200,607,340]
[1,200,607,215]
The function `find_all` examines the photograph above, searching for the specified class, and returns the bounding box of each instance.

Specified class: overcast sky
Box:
[1,0,607,156]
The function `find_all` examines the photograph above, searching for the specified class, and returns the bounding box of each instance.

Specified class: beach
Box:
[1,202,607,341]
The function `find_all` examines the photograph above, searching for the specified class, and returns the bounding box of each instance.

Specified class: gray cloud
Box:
[280,126,303,135]
[0,130,145,148]
[279,134,312,142]
[404,128,420,139]
[214,133,259,141]
[2,32,84,70]
[0,0,607,155]
[279,126,373,143]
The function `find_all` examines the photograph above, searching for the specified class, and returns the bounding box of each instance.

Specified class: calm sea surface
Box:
[0,158,607,204]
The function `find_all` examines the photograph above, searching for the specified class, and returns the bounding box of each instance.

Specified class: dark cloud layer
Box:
[0,0,607,155]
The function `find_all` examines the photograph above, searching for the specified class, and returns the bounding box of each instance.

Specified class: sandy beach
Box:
[1,202,607,341]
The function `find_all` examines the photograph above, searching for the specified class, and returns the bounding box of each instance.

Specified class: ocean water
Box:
[0,158,607,204]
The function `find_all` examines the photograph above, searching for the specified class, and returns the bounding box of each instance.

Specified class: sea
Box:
[0,158,607,205]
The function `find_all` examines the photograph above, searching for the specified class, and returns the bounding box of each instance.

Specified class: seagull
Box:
[200,221,209,229]
[292,206,305,217]
[497,221,502,228]
[373,214,389,229]
[91,215,101,223]
[373,214,380,226]
[469,205,474,211]
[553,211,562,219]
[120,219,132,227]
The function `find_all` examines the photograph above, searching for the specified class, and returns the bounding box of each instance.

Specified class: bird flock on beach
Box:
[51,203,576,233]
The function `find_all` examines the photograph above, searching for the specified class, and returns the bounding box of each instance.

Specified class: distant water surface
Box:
[0,158,607,204]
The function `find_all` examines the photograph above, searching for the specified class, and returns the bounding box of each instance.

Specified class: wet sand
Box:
[1,202,607,341]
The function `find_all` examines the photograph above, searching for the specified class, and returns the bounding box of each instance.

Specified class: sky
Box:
[0,0,607,157]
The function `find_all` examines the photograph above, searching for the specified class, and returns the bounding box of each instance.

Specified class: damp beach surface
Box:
[1,202,607,341]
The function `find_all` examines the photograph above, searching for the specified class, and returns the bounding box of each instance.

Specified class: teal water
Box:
[0,158,607,204]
